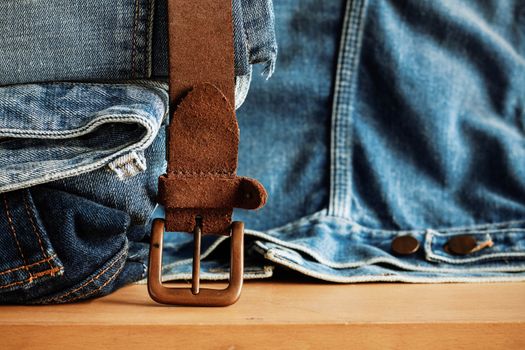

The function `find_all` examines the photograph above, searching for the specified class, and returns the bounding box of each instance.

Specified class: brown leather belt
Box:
[147,0,267,306]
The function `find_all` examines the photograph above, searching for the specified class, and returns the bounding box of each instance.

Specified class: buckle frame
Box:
[147,218,244,306]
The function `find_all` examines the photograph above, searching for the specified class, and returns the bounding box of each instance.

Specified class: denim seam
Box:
[132,0,149,78]
[241,7,252,64]
[0,266,62,290]
[2,194,32,279]
[0,254,57,277]
[108,151,148,179]
[47,243,128,303]
[426,229,525,264]
[131,0,140,78]
[145,0,154,77]
[255,245,525,283]
[330,215,525,234]
[62,254,127,303]
[11,81,168,90]
[328,0,368,219]
[250,209,525,239]
[240,210,525,270]
[0,115,157,193]
[0,114,156,138]
[249,231,525,272]
[22,191,55,271]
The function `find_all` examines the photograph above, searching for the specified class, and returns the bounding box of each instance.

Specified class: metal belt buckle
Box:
[147,218,244,306]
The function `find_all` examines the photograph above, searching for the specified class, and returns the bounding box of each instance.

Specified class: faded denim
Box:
[0,0,276,303]
[159,0,525,283]
[0,82,168,303]
[2,0,525,305]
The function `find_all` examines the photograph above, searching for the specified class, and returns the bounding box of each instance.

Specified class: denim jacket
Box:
[158,0,525,284]
[2,0,525,304]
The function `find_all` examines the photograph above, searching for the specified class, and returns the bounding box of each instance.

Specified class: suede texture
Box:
[161,0,266,235]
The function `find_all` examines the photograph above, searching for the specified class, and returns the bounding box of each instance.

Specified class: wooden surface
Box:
[1,280,524,349]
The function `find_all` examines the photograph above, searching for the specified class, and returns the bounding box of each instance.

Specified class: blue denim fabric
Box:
[0,0,278,83]
[0,0,276,303]
[150,0,277,107]
[0,0,154,83]
[0,83,168,192]
[158,0,525,283]
[3,0,525,305]
[152,0,277,79]
[0,0,277,109]
[0,82,167,303]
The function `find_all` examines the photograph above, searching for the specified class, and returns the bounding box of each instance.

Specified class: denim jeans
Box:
[2,0,525,304]
[0,0,276,303]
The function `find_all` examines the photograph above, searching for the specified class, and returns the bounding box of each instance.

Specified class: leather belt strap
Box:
[159,0,267,235]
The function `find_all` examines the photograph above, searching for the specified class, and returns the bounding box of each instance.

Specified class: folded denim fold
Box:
[0,82,168,303]
[0,83,168,193]
[0,187,132,303]
[0,0,278,303]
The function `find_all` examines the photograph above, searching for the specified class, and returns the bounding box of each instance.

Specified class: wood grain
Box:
[1,281,524,349]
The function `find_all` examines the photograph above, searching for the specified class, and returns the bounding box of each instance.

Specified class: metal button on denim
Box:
[391,235,420,255]
[447,235,478,256]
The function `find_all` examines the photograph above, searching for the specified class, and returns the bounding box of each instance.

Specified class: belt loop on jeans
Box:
[147,0,267,306]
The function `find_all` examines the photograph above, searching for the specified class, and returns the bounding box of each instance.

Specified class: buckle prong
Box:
[191,223,201,295]
[148,218,244,306]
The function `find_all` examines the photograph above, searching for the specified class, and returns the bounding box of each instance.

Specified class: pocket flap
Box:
[425,227,525,264]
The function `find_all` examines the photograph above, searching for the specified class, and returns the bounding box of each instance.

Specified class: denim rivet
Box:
[446,235,477,255]
[391,235,420,255]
